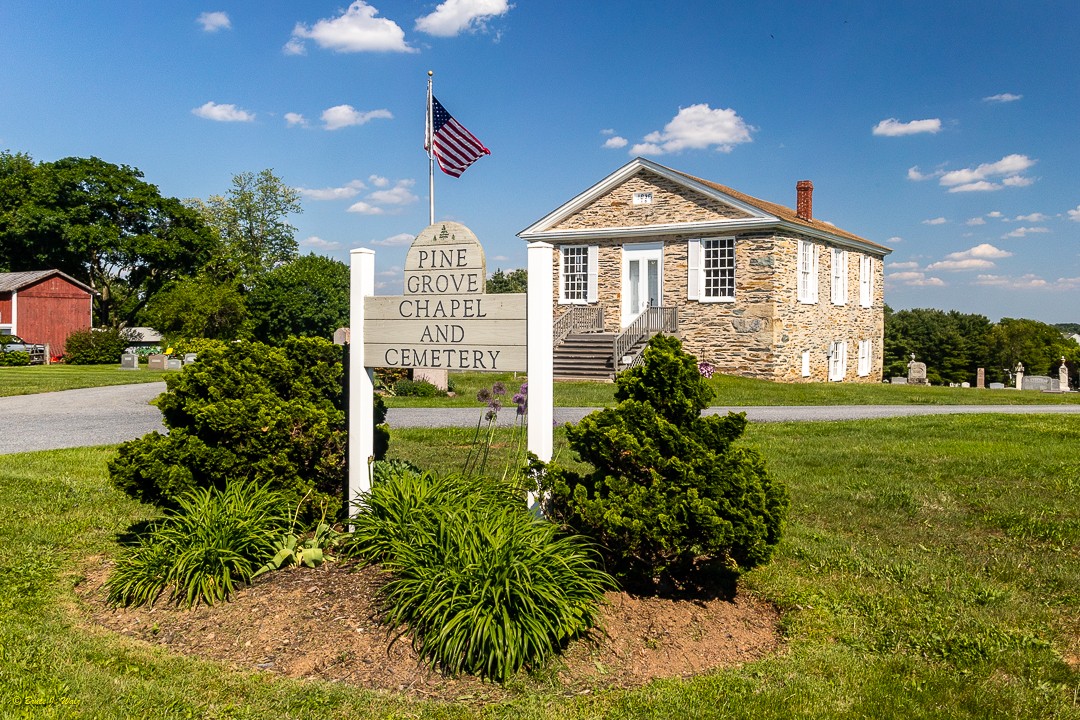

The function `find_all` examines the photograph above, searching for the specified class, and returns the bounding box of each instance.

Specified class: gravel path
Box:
[3,382,1080,455]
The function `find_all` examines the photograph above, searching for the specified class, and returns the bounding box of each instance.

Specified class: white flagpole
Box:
[426,70,435,225]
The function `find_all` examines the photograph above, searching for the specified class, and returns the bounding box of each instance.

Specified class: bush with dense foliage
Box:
[346,463,610,682]
[63,327,133,364]
[0,350,30,366]
[106,480,286,608]
[246,253,349,344]
[544,334,788,594]
[391,378,445,397]
[109,337,386,514]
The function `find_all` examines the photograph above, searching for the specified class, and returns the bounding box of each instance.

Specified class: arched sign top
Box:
[403,221,486,296]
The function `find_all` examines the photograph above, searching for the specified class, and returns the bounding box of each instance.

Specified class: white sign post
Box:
[348,223,553,516]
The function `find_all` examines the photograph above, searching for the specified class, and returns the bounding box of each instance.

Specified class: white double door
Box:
[620,243,663,327]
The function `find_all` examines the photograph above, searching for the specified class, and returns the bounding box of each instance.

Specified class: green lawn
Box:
[0,365,167,397]
[382,370,1080,408]
[1,415,1077,718]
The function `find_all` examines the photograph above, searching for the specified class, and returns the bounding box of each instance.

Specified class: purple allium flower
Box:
[512,393,525,405]
[485,408,498,421]
[476,387,492,403]
[492,381,506,396]
[698,361,715,379]
[519,382,528,395]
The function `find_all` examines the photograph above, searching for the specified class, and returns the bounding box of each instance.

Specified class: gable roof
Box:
[519,157,892,256]
[0,270,96,295]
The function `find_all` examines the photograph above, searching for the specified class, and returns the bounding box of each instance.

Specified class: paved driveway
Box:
[3,382,1080,454]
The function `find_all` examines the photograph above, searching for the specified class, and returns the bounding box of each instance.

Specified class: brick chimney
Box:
[796,180,813,221]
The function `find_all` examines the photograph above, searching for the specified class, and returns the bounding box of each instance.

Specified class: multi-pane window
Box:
[701,237,735,301]
[831,248,848,305]
[829,340,848,381]
[798,239,818,303]
[859,255,873,307]
[560,245,589,303]
[857,338,872,377]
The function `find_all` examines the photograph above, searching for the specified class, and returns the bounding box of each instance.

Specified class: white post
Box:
[349,248,376,516]
[527,242,554,466]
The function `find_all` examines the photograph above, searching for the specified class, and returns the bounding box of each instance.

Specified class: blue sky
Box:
[2,1,1079,323]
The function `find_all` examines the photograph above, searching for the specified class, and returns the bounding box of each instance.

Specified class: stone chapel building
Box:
[518,158,892,382]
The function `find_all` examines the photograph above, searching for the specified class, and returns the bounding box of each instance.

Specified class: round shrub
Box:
[392,378,445,397]
[0,350,30,366]
[109,336,385,515]
[63,327,133,364]
[544,334,789,595]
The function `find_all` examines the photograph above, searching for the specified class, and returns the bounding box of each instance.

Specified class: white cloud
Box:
[984,93,1022,103]
[1068,205,1080,222]
[872,118,942,136]
[371,233,415,246]
[1014,212,1047,222]
[939,154,1036,192]
[321,104,393,130]
[347,202,384,215]
[987,211,1004,218]
[289,2,415,54]
[887,236,903,244]
[191,101,255,122]
[197,11,231,32]
[415,0,511,37]
[974,273,1052,289]
[603,136,628,149]
[926,258,996,271]
[347,179,418,214]
[888,270,946,287]
[300,235,340,250]
[888,261,920,270]
[907,166,942,181]
[944,243,1013,260]
[1002,226,1051,238]
[367,179,418,205]
[296,179,366,200]
[284,112,308,127]
[368,174,390,188]
[922,217,947,225]
[966,217,986,226]
[630,104,754,155]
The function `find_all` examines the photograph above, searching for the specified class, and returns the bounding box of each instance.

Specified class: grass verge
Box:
[1,415,1078,718]
[0,365,166,397]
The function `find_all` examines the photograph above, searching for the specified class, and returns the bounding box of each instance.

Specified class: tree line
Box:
[0,151,349,344]
[884,307,1079,385]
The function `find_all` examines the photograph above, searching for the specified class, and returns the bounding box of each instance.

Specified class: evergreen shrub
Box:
[544,334,789,594]
[109,337,387,514]
[0,350,30,366]
[63,327,133,364]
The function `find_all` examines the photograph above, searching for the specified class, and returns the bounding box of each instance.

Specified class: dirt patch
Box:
[74,558,781,702]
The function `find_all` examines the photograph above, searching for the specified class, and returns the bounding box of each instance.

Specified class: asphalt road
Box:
[3,382,1080,455]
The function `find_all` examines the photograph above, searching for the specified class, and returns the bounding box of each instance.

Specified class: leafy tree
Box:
[486,267,527,293]
[0,152,216,327]
[63,327,133,364]
[189,169,302,283]
[246,254,349,344]
[543,334,787,595]
[884,307,993,384]
[139,275,249,341]
[988,318,1079,377]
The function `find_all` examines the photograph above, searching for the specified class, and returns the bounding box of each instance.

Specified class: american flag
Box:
[427,96,490,178]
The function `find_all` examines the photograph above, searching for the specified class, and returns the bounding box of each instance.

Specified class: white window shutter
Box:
[586,245,598,303]
[812,244,820,302]
[687,239,700,300]
[557,247,567,304]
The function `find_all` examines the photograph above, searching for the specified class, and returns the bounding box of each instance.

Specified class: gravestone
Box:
[166,357,183,371]
[907,361,928,386]
[890,376,908,385]
[147,354,167,371]
[977,368,985,389]
[1015,362,1025,389]
[120,353,139,370]
[988,382,1005,390]
[961,382,970,388]
[1059,357,1069,392]
[183,353,197,365]
[1021,375,1052,392]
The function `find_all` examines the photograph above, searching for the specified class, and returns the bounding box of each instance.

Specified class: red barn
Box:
[0,270,95,358]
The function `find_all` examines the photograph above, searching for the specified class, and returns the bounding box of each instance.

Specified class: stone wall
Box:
[552,171,752,231]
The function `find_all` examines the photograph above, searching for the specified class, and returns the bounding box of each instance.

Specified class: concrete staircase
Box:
[553,333,617,381]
